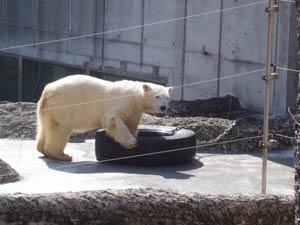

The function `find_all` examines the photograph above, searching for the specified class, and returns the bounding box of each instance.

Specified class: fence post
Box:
[261,0,279,194]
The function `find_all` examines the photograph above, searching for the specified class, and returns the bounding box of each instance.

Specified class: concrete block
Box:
[143,0,185,100]
[37,0,68,33]
[104,40,140,63]
[70,0,96,35]
[127,63,152,75]
[6,47,96,69]
[285,5,299,111]
[164,70,182,100]
[143,46,181,68]
[142,44,183,98]
[275,2,291,67]
[273,2,293,115]
[143,0,185,48]
[219,0,272,113]
[104,0,142,43]
[5,25,35,49]
[219,60,266,112]
[36,30,68,53]
[103,58,120,70]
[272,69,288,115]
[0,0,5,22]
[6,0,36,28]
[183,0,220,100]
[69,37,96,57]
[125,62,167,83]
[68,0,104,57]
[94,0,105,59]
[0,22,4,48]
[183,52,218,100]
[222,0,269,64]
[186,0,221,55]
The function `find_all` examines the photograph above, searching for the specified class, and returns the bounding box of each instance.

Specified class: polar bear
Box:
[36,75,173,161]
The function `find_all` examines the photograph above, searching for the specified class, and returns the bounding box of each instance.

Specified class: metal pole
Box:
[262,0,278,194]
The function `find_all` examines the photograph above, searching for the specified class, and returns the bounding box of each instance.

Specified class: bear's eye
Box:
[167,97,169,100]
[156,96,160,99]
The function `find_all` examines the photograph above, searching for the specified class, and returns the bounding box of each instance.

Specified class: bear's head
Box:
[142,83,173,113]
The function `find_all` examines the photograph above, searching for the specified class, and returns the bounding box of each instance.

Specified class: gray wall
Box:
[0,0,297,114]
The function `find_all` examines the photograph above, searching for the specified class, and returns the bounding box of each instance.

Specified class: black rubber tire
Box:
[95,125,196,166]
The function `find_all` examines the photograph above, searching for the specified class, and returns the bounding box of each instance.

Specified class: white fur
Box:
[36,75,173,161]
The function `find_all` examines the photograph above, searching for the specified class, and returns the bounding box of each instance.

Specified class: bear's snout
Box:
[160,106,167,112]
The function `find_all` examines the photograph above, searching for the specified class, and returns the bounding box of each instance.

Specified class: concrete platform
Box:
[0,139,294,195]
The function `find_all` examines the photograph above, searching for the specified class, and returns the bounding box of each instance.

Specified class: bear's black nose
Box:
[160,106,167,111]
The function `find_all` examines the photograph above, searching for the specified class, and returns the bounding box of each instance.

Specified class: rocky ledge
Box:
[0,188,293,225]
[0,159,19,184]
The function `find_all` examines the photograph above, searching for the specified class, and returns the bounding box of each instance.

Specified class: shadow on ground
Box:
[40,157,203,180]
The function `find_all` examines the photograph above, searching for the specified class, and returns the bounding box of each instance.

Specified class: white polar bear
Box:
[36,75,173,161]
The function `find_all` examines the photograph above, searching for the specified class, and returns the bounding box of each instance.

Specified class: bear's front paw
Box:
[120,135,137,149]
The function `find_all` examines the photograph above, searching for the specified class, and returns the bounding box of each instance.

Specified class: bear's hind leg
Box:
[36,126,46,155]
[44,126,72,161]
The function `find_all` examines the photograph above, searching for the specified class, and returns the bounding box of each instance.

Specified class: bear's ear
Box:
[143,84,152,92]
[168,87,174,94]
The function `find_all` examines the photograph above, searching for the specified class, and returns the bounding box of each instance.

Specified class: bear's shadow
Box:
[40,157,203,180]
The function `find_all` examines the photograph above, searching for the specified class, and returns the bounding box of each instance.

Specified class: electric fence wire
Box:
[280,0,295,3]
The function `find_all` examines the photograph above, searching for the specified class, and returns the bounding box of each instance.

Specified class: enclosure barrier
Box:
[0,0,298,224]
[0,0,296,190]
[0,189,294,225]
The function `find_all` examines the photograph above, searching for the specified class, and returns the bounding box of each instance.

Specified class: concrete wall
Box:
[0,0,297,114]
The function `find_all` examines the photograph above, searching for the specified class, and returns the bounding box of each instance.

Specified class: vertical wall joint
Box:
[18,56,22,101]
[180,0,187,100]
[217,0,224,98]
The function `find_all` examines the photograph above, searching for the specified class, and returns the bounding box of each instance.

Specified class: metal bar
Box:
[262,0,276,194]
